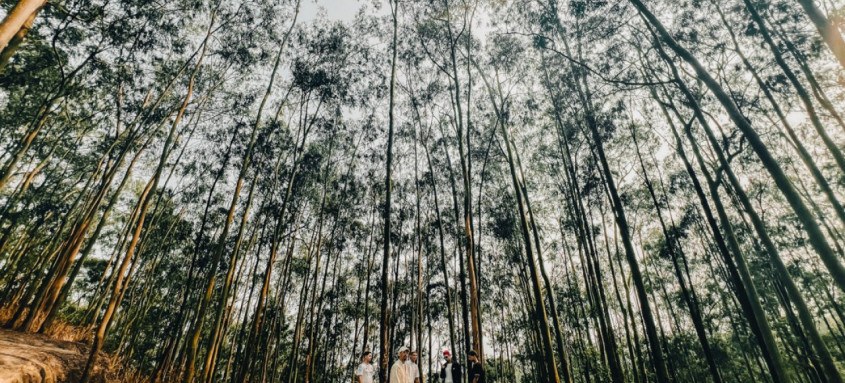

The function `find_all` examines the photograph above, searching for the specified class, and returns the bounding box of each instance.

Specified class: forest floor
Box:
[0,328,111,383]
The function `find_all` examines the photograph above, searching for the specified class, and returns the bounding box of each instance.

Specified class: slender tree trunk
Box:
[794,0,845,70]
[79,79,188,382]
[39,135,152,333]
[631,0,845,297]
[580,73,670,383]
[642,54,785,381]
[630,123,723,383]
[201,173,260,383]
[741,0,845,176]
[477,69,561,382]
[424,141,457,355]
[378,2,398,381]
[712,3,845,232]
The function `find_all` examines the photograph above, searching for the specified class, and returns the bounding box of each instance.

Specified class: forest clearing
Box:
[1,0,845,382]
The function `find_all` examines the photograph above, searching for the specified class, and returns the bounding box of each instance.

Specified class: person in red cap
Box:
[439,349,462,383]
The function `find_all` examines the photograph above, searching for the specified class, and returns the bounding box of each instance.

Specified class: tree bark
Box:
[0,0,45,58]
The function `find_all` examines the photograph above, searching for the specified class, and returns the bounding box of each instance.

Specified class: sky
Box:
[299,0,369,22]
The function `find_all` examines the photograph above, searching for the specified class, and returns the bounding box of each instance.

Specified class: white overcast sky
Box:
[299,0,370,22]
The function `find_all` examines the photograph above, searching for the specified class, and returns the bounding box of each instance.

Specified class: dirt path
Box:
[0,329,106,383]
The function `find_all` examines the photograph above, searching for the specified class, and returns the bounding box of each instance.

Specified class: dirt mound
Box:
[0,329,107,383]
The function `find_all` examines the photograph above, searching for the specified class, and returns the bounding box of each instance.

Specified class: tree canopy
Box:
[1,0,845,382]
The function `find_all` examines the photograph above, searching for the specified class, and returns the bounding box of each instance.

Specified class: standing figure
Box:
[405,350,420,383]
[467,351,485,383]
[439,350,462,383]
[390,346,411,383]
[356,351,375,383]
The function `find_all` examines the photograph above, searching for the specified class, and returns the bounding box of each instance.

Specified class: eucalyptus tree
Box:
[2,0,845,382]
[0,0,46,68]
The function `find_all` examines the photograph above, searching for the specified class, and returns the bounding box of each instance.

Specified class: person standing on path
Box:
[440,349,461,383]
[356,351,375,383]
[390,346,411,383]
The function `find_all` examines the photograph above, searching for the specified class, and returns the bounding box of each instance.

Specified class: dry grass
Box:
[0,304,90,342]
[0,304,15,323]
[102,354,149,383]
[43,319,93,342]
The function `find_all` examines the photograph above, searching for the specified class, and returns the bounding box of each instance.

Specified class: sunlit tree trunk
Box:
[794,0,845,69]
[0,4,38,71]
[79,22,208,377]
[0,0,46,62]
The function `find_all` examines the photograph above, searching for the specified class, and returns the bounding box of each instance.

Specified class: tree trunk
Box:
[476,68,561,382]
[630,123,723,383]
[632,0,845,306]
[0,0,45,58]
[378,2,398,382]
[794,0,845,70]
[0,4,39,71]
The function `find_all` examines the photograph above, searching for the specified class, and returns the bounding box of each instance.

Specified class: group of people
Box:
[355,347,485,383]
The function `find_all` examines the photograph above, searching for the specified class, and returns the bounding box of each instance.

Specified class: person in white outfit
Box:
[355,351,375,383]
[390,346,411,383]
[405,350,420,383]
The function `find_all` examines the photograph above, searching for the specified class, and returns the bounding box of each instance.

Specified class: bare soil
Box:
[0,328,107,383]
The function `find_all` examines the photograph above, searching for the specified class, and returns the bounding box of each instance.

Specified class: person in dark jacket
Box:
[439,349,462,383]
[467,350,485,383]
